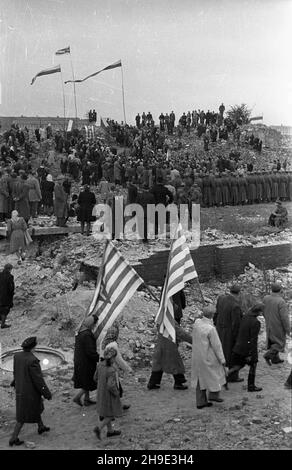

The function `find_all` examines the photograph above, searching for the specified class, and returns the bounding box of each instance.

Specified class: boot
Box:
[38,425,50,435]
[248,385,263,392]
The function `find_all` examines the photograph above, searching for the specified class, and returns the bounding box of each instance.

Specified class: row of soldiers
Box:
[181,171,292,207]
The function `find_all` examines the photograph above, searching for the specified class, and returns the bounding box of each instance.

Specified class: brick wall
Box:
[82,241,292,286]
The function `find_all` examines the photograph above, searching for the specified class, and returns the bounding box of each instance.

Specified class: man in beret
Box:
[263,283,291,365]
[9,337,52,446]
[0,263,14,328]
[214,285,243,382]
[228,303,264,392]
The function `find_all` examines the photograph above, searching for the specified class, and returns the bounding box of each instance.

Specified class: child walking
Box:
[93,347,123,440]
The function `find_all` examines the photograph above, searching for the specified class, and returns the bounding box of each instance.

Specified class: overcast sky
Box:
[1,0,291,125]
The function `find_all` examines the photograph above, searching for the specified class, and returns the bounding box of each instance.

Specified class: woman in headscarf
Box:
[73,316,99,406]
[9,336,52,446]
[41,174,55,215]
[93,347,122,440]
[100,320,133,410]
[6,209,28,263]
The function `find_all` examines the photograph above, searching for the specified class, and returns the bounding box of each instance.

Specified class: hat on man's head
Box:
[271,282,282,293]
[275,199,282,205]
[21,336,37,350]
[230,284,241,294]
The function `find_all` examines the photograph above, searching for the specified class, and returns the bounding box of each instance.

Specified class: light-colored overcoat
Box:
[191,317,226,392]
[263,293,290,352]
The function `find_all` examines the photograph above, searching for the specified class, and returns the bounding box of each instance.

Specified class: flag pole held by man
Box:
[147,223,198,390]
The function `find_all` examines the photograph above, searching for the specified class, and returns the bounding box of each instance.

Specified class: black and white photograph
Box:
[0,0,291,458]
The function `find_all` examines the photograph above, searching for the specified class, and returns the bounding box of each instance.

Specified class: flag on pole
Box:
[155,223,198,343]
[87,240,143,342]
[249,116,263,122]
[55,46,70,55]
[65,59,122,84]
[31,65,61,85]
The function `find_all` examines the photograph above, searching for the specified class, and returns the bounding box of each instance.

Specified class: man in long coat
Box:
[9,336,52,446]
[263,283,291,365]
[191,305,226,409]
[0,263,15,328]
[228,303,264,392]
[54,175,68,226]
[214,285,243,382]
[147,322,192,390]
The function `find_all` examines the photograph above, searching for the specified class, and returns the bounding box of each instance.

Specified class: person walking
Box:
[214,285,243,382]
[191,305,226,409]
[27,170,42,220]
[263,283,291,365]
[228,303,264,392]
[6,210,28,263]
[147,321,192,390]
[9,336,52,447]
[0,263,14,329]
[73,316,99,406]
[93,347,123,440]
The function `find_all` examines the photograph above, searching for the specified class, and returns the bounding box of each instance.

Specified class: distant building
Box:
[269,125,292,137]
[0,116,90,132]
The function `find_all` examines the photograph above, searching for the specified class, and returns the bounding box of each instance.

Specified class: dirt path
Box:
[1,342,291,450]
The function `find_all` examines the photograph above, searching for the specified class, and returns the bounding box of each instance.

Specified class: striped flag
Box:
[55,46,70,55]
[87,240,143,343]
[65,59,122,84]
[31,65,61,85]
[155,223,198,343]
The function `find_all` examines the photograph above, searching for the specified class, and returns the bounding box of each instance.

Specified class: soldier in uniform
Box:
[264,171,272,203]
[255,171,263,203]
[246,172,256,205]
[278,171,288,201]
[230,173,239,206]
[221,171,231,206]
[238,173,247,205]
[271,170,279,202]
[214,173,223,207]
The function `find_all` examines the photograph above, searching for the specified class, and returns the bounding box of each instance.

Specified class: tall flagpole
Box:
[120,63,127,124]
[59,67,66,135]
[69,48,78,122]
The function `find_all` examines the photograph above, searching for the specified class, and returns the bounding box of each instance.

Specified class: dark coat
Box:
[13,351,51,423]
[233,313,261,362]
[41,181,55,206]
[0,270,15,307]
[172,290,186,323]
[73,329,99,391]
[214,294,243,366]
[152,324,192,375]
[150,183,174,206]
[77,190,96,222]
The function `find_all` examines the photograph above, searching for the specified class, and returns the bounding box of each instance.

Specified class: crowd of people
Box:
[4,267,291,445]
